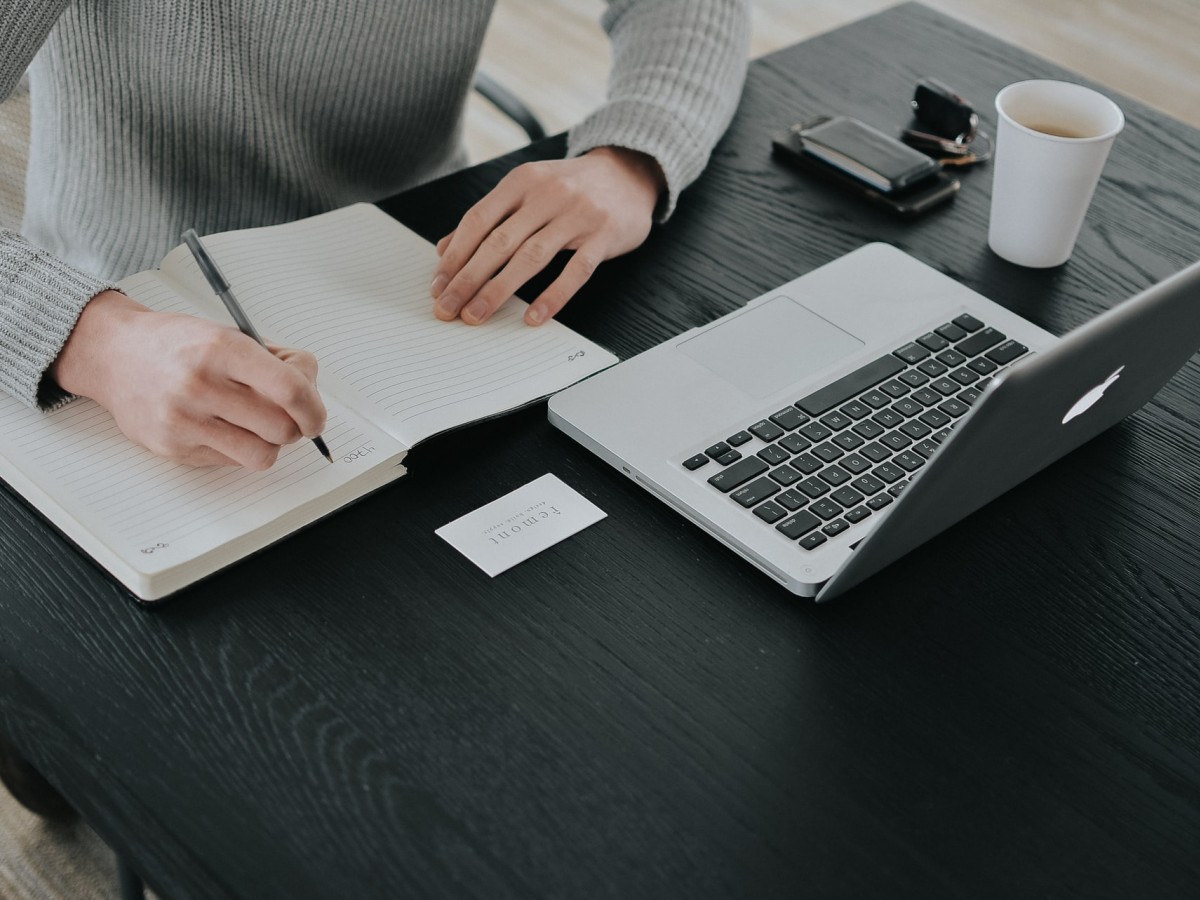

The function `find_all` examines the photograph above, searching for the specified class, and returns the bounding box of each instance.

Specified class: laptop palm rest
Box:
[677,296,864,399]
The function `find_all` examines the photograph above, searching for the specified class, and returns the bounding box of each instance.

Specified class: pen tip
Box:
[313,435,333,462]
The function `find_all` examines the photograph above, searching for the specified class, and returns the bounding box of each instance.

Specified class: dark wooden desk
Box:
[3,5,1199,897]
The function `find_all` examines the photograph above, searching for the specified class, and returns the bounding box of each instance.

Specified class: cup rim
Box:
[994,79,1125,144]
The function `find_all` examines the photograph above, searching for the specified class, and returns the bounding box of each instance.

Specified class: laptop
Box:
[548,244,1200,601]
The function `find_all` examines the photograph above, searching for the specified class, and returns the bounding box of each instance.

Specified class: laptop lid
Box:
[818,258,1200,601]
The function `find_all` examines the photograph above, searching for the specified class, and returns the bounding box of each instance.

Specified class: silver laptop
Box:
[548,244,1200,601]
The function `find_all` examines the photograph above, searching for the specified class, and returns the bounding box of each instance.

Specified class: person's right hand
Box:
[49,290,327,469]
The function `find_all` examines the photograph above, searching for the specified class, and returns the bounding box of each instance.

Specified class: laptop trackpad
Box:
[678,295,864,399]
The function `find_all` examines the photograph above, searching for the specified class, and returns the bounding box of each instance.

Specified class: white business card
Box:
[435,473,607,576]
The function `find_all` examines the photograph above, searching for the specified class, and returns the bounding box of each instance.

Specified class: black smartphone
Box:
[771,116,959,217]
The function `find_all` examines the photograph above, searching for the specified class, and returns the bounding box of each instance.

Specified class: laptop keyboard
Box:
[683,313,1030,551]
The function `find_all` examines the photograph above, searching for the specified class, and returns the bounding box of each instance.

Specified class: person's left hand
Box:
[430,146,665,326]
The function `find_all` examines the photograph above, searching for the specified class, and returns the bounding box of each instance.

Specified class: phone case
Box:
[771,123,959,218]
[797,115,940,192]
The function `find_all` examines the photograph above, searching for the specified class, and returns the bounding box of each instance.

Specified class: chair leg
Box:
[117,855,146,900]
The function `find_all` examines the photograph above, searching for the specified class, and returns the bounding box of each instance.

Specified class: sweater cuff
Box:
[567,98,705,222]
[0,234,116,409]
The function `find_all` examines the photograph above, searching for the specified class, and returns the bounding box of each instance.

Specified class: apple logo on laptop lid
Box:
[1062,365,1124,424]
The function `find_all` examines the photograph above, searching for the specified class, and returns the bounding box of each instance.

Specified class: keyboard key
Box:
[953,313,984,332]
[930,377,958,396]
[958,387,982,405]
[757,444,791,465]
[753,500,787,524]
[859,389,891,409]
[776,489,806,511]
[819,411,853,431]
[791,452,823,475]
[894,451,925,472]
[931,428,953,443]
[715,449,742,465]
[779,432,812,454]
[727,430,753,447]
[950,367,979,385]
[810,499,842,520]
[893,342,930,364]
[770,407,809,430]
[769,464,802,486]
[935,348,967,367]
[799,531,827,550]
[881,432,912,451]
[935,322,968,342]
[873,462,904,483]
[879,379,909,398]
[777,511,821,539]
[797,477,830,499]
[911,388,942,407]
[832,431,865,451]
[683,454,709,470]
[919,408,952,428]
[916,359,949,377]
[844,505,872,524]
[818,465,851,487]
[938,398,970,418]
[899,369,930,387]
[707,456,768,492]
[852,419,885,439]
[899,419,932,439]
[705,441,731,458]
[873,408,904,428]
[822,519,850,537]
[967,357,998,375]
[916,332,949,351]
[839,453,870,474]
[888,480,909,497]
[749,420,785,442]
[799,422,833,442]
[859,441,891,463]
[985,340,1029,365]
[795,355,906,416]
[866,493,894,511]
[913,438,940,458]
[839,400,871,420]
[832,486,865,507]
[851,473,886,495]
[890,399,922,417]
[956,327,1004,357]
[812,442,844,463]
[733,477,780,507]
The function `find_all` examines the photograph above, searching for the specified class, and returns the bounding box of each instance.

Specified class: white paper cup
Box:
[987,80,1124,268]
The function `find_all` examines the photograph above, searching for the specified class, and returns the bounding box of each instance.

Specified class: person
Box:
[0,1,750,469]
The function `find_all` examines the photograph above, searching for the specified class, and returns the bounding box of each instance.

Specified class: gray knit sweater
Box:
[0,0,749,409]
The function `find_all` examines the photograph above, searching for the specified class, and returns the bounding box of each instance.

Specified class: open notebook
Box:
[0,204,616,602]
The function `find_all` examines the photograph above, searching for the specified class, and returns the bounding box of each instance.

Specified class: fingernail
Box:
[435,292,459,318]
[430,274,447,297]
[463,299,489,323]
[526,306,544,325]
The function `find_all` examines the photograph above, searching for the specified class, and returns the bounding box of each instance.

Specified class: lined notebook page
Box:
[0,271,406,583]
[157,204,617,448]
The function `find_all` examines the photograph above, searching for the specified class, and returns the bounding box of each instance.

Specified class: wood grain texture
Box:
[2,5,1200,898]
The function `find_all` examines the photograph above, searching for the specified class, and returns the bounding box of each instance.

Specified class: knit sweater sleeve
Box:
[0,231,116,409]
[567,0,751,220]
[0,1,115,409]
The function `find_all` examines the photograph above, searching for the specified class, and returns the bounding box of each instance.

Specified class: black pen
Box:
[181,229,333,464]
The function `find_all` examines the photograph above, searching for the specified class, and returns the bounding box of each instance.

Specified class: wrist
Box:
[50,289,149,401]
[586,146,666,204]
